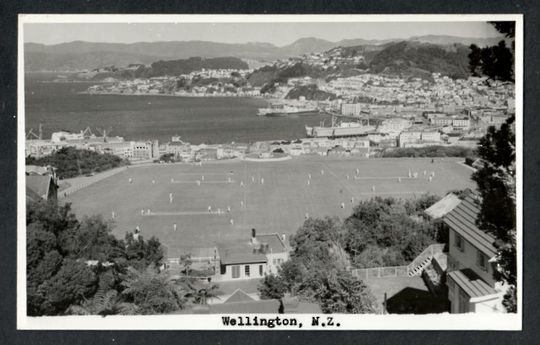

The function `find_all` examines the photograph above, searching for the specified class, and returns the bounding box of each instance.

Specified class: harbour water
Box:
[24,73,330,144]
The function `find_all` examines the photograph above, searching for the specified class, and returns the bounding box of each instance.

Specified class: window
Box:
[477,251,488,271]
[245,265,250,277]
[259,265,264,276]
[455,233,465,252]
[232,265,240,279]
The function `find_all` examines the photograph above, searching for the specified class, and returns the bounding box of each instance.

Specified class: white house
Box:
[217,229,289,281]
[443,193,508,313]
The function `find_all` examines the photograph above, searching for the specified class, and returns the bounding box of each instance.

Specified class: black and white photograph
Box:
[17,14,522,330]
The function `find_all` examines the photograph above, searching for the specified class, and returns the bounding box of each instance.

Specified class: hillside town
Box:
[23,18,518,322]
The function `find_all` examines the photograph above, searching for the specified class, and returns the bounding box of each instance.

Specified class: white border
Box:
[17,14,523,330]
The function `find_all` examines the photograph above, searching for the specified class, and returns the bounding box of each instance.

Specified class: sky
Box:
[24,21,503,46]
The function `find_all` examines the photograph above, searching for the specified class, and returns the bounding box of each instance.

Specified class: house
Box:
[217,229,289,281]
[443,193,508,313]
[26,165,58,203]
[424,193,461,219]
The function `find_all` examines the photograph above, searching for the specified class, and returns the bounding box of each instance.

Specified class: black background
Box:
[1,1,539,344]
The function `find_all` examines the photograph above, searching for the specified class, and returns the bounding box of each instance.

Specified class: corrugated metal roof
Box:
[448,269,497,298]
[424,193,461,219]
[443,194,497,257]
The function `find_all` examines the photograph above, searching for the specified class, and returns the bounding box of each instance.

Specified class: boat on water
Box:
[305,117,376,138]
[257,103,318,117]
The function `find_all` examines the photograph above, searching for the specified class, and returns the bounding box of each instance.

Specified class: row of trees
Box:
[258,196,442,313]
[27,200,212,316]
[381,146,475,158]
[258,217,378,313]
[27,147,129,179]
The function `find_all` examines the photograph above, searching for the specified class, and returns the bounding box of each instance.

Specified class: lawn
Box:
[64,156,475,258]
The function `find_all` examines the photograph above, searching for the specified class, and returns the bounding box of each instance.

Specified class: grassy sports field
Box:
[64,156,475,258]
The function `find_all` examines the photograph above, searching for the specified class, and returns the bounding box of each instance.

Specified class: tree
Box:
[38,259,98,314]
[26,199,170,315]
[258,274,288,300]
[472,116,516,312]
[67,289,138,316]
[467,22,515,82]
[120,265,188,314]
[259,217,377,314]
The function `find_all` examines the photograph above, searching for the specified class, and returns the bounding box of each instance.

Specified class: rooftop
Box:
[443,193,497,258]
[26,174,54,200]
[424,193,461,219]
[218,233,288,266]
[448,268,498,299]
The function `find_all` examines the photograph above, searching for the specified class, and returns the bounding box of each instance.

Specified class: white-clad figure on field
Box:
[408,169,412,178]
[147,209,151,215]
[413,172,418,179]
[321,169,324,175]
[307,180,310,185]
[240,181,244,187]
[251,176,255,183]
[111,211,115,219]
[197,180,201,186]
[429,176,433,182]
[356,168,360,175]
[398,177,402,183]
[240,200,244,207]
[372,185,376,192]
[431,171,435,177]
[423,170,427,176]
[227,206,231,213]
[141,209,145,215]
[340,202,345,209]
[351,197,354,203]
[129,178,133,184]
[173,223,177,232]
[201,175,204,181]
[208,205,212,213]
[152,180,155,184]
[171,178,174,183]
[230,219,234,225]
[228,177,232,183]
[305,212,309,219]
[169,193,173,203]
[260,178,264,185]
[217,208,221,214]
[346,175,350,180]
[308,173,311,179]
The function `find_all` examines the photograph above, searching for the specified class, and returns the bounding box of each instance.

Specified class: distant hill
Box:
[24,35,503,72]
[368,41,471,79]
[150,57,248,76]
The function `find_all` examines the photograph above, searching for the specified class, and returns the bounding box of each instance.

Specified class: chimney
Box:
[251,228,258,245]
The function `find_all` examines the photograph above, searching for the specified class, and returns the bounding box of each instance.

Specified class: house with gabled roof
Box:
[217,229,289,281]
[443,193,508,313]
[26,166,58,203]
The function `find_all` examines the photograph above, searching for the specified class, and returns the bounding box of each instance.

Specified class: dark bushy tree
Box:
[26,200,171,315]
[259,217,377,313]
[258,274,288,300]
[468,21,515,82]
[472,116,516,312]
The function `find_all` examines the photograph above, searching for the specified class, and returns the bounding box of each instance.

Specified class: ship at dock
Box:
[257,103,319,117]
[305,116,376,138]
